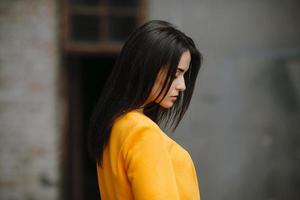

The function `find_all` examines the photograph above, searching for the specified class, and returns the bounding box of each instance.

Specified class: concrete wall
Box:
[0,0,61,199]
[149,0,300,199]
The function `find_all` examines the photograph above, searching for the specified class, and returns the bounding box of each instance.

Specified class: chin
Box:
[159,101,174,109]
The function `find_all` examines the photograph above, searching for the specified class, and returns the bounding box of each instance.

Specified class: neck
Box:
[136,107,144,113]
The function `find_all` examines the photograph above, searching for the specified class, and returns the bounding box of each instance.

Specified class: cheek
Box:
[153,79,171,98]
[152,82,163,98]
[148,79,165,102]
[167,81,177,94]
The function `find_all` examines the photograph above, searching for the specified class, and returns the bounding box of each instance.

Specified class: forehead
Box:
[178,50,191,71]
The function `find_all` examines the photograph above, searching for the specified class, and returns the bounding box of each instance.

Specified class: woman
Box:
[88,20,202,199]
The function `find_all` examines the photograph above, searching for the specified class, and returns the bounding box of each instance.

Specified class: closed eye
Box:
[177,68,185,73]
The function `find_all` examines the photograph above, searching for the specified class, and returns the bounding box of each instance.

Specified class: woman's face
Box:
[147,50,191,109]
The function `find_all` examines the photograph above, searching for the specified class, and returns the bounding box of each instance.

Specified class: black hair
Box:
[88,20,202,165]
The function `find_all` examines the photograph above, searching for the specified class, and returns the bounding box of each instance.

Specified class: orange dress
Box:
[97,110,201,200]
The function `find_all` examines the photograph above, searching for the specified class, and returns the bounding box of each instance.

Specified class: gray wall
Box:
[0,0,61,199]
[149,0,300,199]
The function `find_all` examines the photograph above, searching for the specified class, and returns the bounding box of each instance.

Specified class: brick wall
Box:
[0,0,61,199]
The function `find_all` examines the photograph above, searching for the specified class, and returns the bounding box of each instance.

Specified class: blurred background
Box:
[0,0,300,199]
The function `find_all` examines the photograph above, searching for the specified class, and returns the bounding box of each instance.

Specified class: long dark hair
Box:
[88,20,202,165]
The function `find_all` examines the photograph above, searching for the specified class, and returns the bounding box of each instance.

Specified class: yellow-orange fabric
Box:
[97,110,201,200]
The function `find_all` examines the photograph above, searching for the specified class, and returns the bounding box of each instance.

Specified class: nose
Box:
[176,76,186,92]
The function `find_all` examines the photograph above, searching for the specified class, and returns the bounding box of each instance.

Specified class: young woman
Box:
[88,20,202,200]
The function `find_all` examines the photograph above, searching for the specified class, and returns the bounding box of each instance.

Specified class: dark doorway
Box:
[61,0,147,198]
[64,54,116,200]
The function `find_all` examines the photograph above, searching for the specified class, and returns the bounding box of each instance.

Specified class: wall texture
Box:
[0,0,60,199]
[149,0,300,199]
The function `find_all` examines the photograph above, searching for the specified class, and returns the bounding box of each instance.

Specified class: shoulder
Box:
[112,110,160,133]
[113,111,171,169]
[110,110,163,150]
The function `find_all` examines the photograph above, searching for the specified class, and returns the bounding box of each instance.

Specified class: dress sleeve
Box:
[121,125,180,200]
